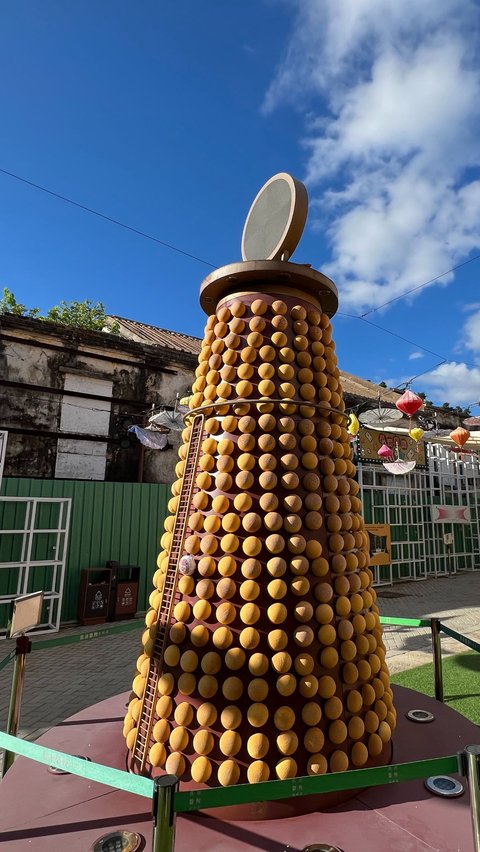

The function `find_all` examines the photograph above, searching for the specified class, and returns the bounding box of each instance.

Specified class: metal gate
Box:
[358,444,480,585]
[0,496,71,637]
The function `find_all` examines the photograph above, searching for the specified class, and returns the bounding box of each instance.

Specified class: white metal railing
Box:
[358,443,480,584]
[0,496,71,637]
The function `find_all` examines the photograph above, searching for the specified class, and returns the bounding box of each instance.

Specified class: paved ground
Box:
[0,572,478,754]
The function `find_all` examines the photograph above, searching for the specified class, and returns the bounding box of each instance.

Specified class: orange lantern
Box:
[450,427,470,452]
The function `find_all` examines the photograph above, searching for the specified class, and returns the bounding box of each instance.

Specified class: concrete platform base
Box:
[0,685,477,851]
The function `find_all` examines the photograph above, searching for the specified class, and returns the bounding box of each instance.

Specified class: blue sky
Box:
[1,1,480,407]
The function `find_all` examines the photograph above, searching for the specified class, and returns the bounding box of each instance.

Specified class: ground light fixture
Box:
[91,830,143,852]
[406,708,436,723]
[300,846,345,852]
[425,776,465,798]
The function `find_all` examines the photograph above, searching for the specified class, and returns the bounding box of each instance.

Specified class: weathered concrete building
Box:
[0,313,198,483]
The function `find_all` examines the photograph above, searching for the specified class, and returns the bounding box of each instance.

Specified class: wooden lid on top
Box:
[199,260,338,317]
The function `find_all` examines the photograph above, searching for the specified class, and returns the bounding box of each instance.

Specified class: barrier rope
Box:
[31,618,144,650]
[440,623,480,654]
[0,730,461,813]
[0,731,153,798]
[379,616,431,627]
[0,619,144,661]
[175,753,460,812]
[0,649,15,672]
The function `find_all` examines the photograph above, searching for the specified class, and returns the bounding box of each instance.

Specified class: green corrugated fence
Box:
[0,478,170,622]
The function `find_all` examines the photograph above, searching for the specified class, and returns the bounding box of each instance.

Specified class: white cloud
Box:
[422,362,480,405]
[464,309,480,352]
[408,351,424,360]
[264,0,480,312]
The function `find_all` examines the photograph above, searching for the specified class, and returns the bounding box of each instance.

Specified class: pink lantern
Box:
[395,390,423,419]
[378,443,394,460]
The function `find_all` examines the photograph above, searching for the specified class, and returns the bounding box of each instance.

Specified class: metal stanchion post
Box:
[2,634,32,777]
[463,745,480,852]
[152,774,178,852]
[431,618,444,702]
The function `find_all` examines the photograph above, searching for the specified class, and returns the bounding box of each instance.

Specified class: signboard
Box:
[430,505,471,523]
[0,431,7,489]
[365,524,391,566]
[359,426,426,467]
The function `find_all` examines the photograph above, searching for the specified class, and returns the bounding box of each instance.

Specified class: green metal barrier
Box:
[379,616,431,627]
[441,623,480,654]
[174,754,459,813]
[0,730,479,852]
[0,730,153,797]
[0,730,458,808]
[32,618,144,650]
[0,619,144,665]
[0,649,15,672]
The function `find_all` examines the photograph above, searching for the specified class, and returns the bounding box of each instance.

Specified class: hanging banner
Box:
[359,427,426,467]
[430,506,471,523]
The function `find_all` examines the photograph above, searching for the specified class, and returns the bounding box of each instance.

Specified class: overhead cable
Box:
[0,167,217,269]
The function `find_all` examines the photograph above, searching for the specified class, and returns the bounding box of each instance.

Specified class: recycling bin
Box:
[77,567,112,626]
[106,561,140,620]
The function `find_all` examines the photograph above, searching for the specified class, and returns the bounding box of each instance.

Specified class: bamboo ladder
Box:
[131,413,205,773]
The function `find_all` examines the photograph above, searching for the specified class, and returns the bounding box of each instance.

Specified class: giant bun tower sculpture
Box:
[124,174,396,803]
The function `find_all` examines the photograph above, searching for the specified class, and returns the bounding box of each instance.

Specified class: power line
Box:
[2,164,479,387]
[0,167,217,269]
[359,253,480,317]
[3,164,480,317]
[338,312,480,375]
[395,360,447,390]
[338,312,445,360]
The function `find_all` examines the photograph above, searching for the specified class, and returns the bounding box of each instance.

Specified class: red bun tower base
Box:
[0,685,477,851]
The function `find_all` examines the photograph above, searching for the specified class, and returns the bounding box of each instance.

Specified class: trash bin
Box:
[77,568,112,626]
[106,561,140,620]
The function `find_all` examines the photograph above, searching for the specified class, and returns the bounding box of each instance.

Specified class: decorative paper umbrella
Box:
[383,460,417,475]
[378,439,416,474]
[359,406,403,427]
[149,395,191,431]
[395,390,423,423]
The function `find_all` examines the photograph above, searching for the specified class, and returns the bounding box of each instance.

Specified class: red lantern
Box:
[395,390,423,419]
[450,427,470,450]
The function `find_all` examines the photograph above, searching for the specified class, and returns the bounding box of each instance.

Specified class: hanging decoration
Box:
[378,440,417,474]
[383,460,417,475]
[377,443,395,460]
[149,394,191,431]
[395,389,423,424]
[128,426,169,450]
[347,412,360,436]
[409,426,424,454]
[359,405,403,427]
[450,426,470,457]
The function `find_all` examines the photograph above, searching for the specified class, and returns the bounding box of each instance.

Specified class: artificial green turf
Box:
[391,652,480,725]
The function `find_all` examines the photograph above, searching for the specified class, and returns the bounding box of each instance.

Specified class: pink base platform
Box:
[0,685,477,851]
